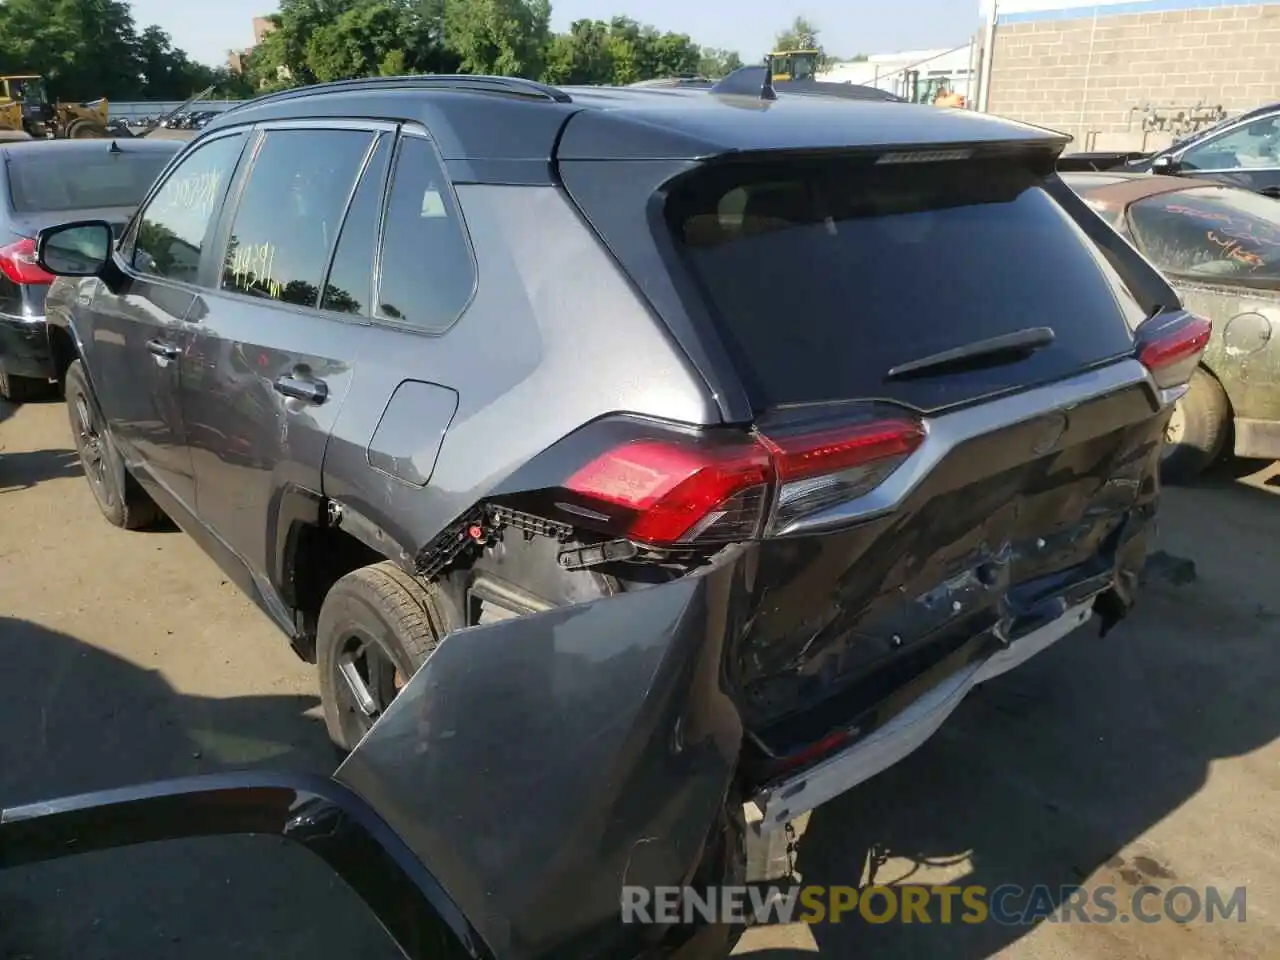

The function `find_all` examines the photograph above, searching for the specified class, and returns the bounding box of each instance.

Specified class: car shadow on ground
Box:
[740,476,1280,958]
[0,447,82,492]
[0,617,399,960]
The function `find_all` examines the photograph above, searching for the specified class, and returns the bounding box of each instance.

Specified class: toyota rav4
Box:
[33,71,1205,960]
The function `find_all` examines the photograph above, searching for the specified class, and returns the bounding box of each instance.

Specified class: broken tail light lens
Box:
[0,237,55,286]
[1136,310,1212,392]
[563,417,926,547]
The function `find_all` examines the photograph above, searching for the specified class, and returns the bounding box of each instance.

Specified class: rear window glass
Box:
[1125,185,1280,286]
[7,151,172,213]
[665,157,1143,407]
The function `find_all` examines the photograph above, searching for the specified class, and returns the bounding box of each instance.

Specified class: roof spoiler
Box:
[711,65,910,104]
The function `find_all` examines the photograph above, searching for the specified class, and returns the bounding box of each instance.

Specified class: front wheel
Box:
[64,360,163,529]
[1160,367,1230,485]
[316,562,461,752]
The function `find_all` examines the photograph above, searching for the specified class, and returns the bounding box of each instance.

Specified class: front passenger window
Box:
[132,133,246,284]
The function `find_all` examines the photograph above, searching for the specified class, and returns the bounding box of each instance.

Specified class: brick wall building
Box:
[979,0,1280,153]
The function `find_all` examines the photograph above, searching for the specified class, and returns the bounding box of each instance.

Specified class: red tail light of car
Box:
[0,238,55,286]
[1136,311,1212,392]
[563,418,926,547]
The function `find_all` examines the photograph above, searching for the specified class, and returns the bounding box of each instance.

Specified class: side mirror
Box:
[1151,154,1181,175]
[35,220,113,278]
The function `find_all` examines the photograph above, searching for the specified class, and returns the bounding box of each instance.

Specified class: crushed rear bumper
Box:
[748,599,1095,832]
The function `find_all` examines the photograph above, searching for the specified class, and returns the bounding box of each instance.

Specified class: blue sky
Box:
[128,0,979,68]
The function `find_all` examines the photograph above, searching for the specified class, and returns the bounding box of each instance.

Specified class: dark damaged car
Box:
[17,73,1206,959]
[1067,171,1280,481]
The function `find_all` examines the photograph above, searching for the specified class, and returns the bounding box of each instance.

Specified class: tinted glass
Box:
[375,135,474,331]
[222,128,375,308]
[7,150,175,213]
[666,156,1142,408]
[321,134,391,315]
[1126,185,1280,284]
[132,134,245,284]
[1181,115,1280,171]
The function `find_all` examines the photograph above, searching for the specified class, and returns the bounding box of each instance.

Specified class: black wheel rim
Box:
[72,391,114,507]
[332,628,406,745]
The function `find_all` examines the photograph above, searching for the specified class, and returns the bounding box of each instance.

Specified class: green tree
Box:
[773,16,822,54]
[541,19,613,85]
[540,17,702,86]
[443,0,550,77]
[698,48,742,79]
[0,0,240,102]
[0,0,145,99]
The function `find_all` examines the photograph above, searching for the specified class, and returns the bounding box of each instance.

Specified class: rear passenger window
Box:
[132,133,245,284]
[375,134,474,331]
[221,128,375,308]
[321,135,392,316]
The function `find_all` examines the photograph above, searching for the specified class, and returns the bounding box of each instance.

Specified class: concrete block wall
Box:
[985,1,1280,153]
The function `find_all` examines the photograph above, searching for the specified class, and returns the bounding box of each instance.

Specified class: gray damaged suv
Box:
[32,72,1206,959]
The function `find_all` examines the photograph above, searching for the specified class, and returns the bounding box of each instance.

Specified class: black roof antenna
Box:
[761,54,778,101]
[109,139,122,153]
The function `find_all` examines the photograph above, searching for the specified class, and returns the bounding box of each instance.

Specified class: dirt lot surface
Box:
[2,395,1278,959]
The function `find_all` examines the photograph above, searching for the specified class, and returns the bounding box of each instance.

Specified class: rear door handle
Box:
[273,375,328,405]
[1261,186,1280,199]
[146,339,180,359]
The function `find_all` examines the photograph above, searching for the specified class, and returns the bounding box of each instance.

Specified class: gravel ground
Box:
[1,395,1277,959]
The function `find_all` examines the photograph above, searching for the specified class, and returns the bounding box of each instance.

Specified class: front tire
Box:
[64,360,163,529]
[316,562,460,752]
[1160,367,1230,485]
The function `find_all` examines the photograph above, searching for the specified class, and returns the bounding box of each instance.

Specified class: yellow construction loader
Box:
[766,50,821,82]
[0,74,112,139]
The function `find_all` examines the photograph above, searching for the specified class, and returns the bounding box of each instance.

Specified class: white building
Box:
[819,45,977,102]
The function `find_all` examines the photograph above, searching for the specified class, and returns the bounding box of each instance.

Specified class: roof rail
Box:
[223,74,573,115]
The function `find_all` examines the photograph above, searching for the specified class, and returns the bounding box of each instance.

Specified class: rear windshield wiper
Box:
[885,327,1056,381]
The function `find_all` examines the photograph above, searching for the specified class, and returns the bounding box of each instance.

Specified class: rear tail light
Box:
[0,237,54,286]
[762,419,925,533]
[1136,311,1212,392]
[562,417,926,547]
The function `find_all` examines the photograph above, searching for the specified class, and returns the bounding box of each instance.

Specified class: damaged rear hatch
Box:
[557,124,1201,812]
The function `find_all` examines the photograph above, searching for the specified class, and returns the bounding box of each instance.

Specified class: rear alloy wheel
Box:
[1160,367,1230,486]
[64,360,163,529]
[316,562,461,752]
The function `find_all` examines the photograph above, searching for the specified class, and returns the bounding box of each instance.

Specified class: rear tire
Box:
[0,368,51,403]
[316,562,461,752]
[64,360,164,529]
[1160,367,1230,486]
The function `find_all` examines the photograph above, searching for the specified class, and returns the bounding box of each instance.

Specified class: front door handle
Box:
[146,339,180,359]
[274,375,328,405]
